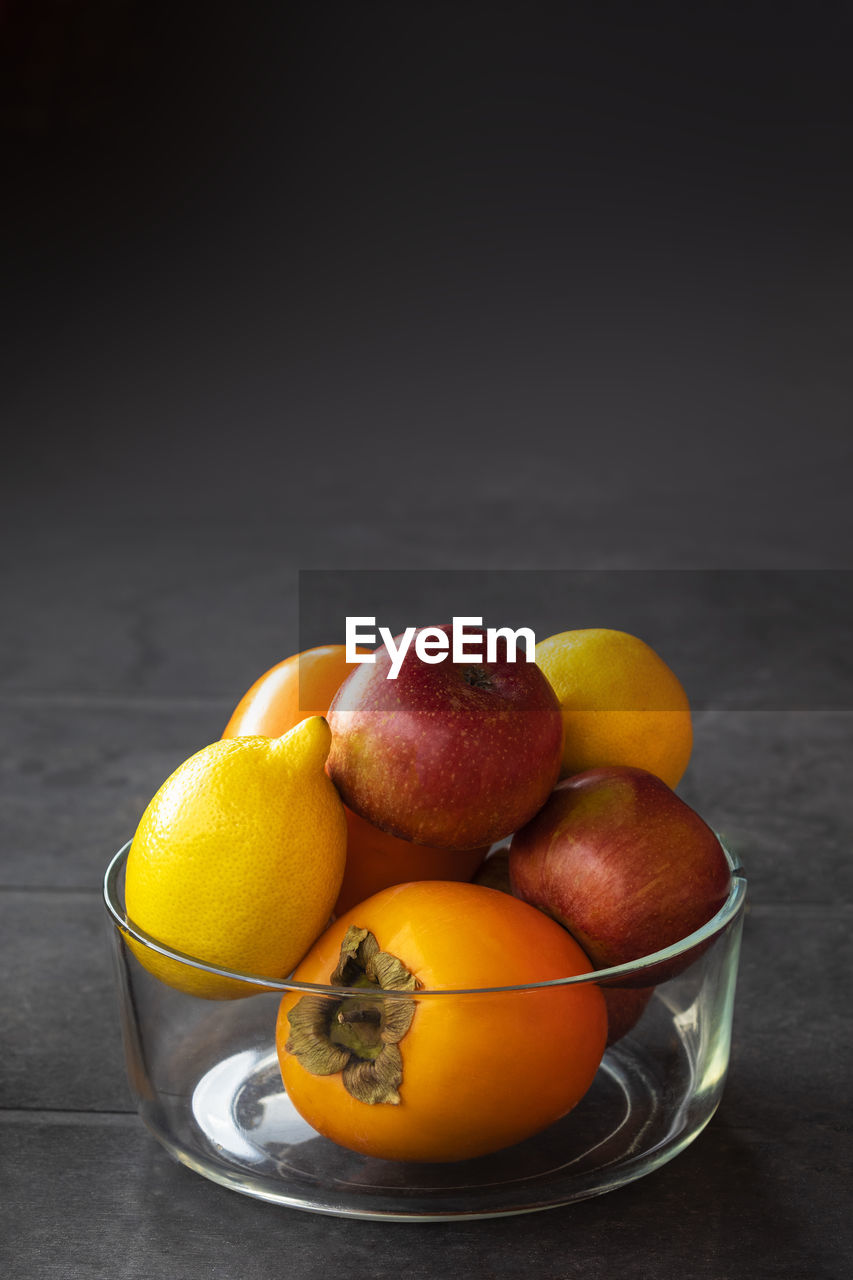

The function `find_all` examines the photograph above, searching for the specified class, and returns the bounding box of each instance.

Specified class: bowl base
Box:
[138,1003,718,1220]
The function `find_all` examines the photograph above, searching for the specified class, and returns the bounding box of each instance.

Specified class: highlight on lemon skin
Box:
[535,628,693,789]
[124,716,347,999]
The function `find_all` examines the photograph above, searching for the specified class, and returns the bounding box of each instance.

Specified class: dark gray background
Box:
[1,4,851,1277]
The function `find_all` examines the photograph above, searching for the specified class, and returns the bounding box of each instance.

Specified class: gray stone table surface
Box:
[2,5,852,1277]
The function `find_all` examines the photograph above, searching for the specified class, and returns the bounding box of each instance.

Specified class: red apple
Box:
[474,843,654,1044]
[327,624,563,850]
[508,766,731,983]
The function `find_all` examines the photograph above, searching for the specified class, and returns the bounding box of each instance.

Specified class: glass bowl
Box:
[103,839,746,1221]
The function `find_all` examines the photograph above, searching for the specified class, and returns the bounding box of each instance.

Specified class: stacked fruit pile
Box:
[123,625,732,1163]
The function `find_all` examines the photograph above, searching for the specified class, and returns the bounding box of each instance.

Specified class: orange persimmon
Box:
[276,880,607,1163]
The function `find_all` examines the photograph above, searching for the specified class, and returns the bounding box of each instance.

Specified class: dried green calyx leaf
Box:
[285,925,418,1106]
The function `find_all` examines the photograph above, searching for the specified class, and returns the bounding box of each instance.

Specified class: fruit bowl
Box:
[103,839,746,1221]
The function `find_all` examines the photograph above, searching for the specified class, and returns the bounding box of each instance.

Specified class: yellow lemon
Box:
[124,717,347,999]
[535,629,693,789]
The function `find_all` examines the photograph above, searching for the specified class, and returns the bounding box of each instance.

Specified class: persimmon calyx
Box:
[285,926,418,1105]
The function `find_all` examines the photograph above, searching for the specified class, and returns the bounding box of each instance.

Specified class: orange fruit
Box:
[222,645,364,739]
[224,644,483,912]
[535,628,692,788]
[335,807,486,915]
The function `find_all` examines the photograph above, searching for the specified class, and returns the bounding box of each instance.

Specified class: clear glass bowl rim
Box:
[103,838,746,999]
